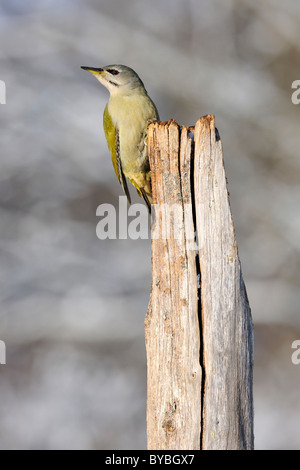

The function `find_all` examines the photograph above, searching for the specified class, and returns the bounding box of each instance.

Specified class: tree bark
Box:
[145,116,254,450]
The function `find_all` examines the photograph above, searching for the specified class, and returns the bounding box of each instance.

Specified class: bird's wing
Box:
[115,127,131,204]
[103,104,131,204]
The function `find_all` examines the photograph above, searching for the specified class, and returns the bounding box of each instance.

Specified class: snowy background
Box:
[0,0,300,449]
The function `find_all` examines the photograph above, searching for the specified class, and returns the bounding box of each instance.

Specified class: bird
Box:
[81,64,159,211]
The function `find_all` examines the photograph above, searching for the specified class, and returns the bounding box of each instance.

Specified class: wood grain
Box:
[145,120,202,450]
[194,115,254,449]
[145,117,254,450]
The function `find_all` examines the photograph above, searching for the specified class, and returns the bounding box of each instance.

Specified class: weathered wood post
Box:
[145,116,254,450]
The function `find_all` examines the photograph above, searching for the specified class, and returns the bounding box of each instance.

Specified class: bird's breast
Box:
[108,94,156,172]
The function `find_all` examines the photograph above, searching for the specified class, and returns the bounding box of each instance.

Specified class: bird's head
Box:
[81,64,145,95]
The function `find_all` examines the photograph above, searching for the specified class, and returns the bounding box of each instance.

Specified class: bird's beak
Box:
[81,66,104,75]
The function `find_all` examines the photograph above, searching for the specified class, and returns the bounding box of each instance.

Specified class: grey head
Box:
[81,64,146,94]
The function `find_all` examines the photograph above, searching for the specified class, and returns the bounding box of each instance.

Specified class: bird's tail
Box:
[139,188,152,213]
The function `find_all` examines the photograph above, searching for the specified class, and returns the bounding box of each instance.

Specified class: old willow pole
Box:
[145,116,254,450]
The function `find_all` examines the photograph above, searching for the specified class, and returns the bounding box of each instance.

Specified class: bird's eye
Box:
[107,69,119,75]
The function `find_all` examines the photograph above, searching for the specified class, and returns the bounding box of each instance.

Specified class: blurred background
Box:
[0,0,299,450]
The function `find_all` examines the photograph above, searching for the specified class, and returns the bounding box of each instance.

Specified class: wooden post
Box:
[145,116,254,450]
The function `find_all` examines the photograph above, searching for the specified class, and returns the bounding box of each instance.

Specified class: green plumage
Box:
[103,104,118,180]
[103,104,131,203]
